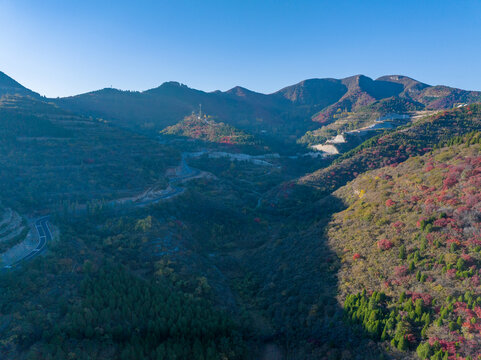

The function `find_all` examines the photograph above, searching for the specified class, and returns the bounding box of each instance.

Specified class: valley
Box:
[1,71,481,360]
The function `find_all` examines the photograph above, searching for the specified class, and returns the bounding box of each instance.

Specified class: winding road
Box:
[2,217,51,270]
[133,153,201,206]
[1,154,199,270]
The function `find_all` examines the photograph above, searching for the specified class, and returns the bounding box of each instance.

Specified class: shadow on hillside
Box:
[245,194,389,360]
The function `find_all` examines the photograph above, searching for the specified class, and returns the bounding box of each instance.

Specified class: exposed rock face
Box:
[310,143,340,155]
[327,134,347,144]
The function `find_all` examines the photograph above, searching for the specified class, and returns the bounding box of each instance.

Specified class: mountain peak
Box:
[275,78,347,106]
[0,71,38,97]
[225,86,264,98]
[144,81,200,96]
[226,86,249,95]
[376,74,430,91]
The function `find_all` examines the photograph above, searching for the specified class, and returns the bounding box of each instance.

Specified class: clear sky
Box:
[1,0,480,97]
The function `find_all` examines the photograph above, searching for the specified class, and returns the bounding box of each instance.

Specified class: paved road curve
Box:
[134,153,201,206]
[2,216,51,270]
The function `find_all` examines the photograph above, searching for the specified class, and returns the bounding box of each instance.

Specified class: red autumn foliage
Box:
[394,265,408,277]
[443,174,459,189]
[416,217,427,228]
[377,239,394,250]
[446,268,457,279]
[428,338,458,356]
[433,217,451,227]
[391,221,405,233]
[405,333,416,343]
[410,292,433,306]
[410,195,421,203]
[385,199,395,207]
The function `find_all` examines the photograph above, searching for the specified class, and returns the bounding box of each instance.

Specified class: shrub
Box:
[377,239,394,251]
[386,199,396,207]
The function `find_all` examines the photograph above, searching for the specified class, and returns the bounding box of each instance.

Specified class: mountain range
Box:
[2,71,480,143]
[2,69,481,359]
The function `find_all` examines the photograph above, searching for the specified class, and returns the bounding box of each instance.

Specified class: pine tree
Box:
[397,335,407,351]
[381,324,388,341]
[409,260,415,272]
[421,324,428,338]
[416,342,432,359]
[415,299,423,318]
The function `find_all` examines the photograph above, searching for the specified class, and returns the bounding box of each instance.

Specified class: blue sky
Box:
[1,0,480,97]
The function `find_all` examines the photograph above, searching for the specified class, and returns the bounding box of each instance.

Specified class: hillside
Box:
[2,69,481,360]
[0,72,39,98]
[57,81,303,140]
[52,73,481,145]
[311,75,481,125]
[299,104,481,194]
[0,95,253,359]
[258,105,481,217]
[327,136,481,359]
[161,115,260,146]
[298,97,425,146]
[309,75,405,123]
[0,94,178,212]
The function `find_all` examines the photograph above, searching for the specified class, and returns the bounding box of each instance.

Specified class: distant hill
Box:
[54,74,480,143]
[274,78,347,107]
[161,115,260,146]
[1,70,480,145]
[0,93,178,212]
[0,71,39,98]
[310,75,404,123]
[300,104,481,193]
[310,75,481,123]
[56,81,300,140]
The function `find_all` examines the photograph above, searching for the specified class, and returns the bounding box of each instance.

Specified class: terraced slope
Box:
[0,95,178,212]
[0,207,28,254]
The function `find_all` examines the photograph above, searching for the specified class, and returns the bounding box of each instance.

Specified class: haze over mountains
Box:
[2,71,480,143]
